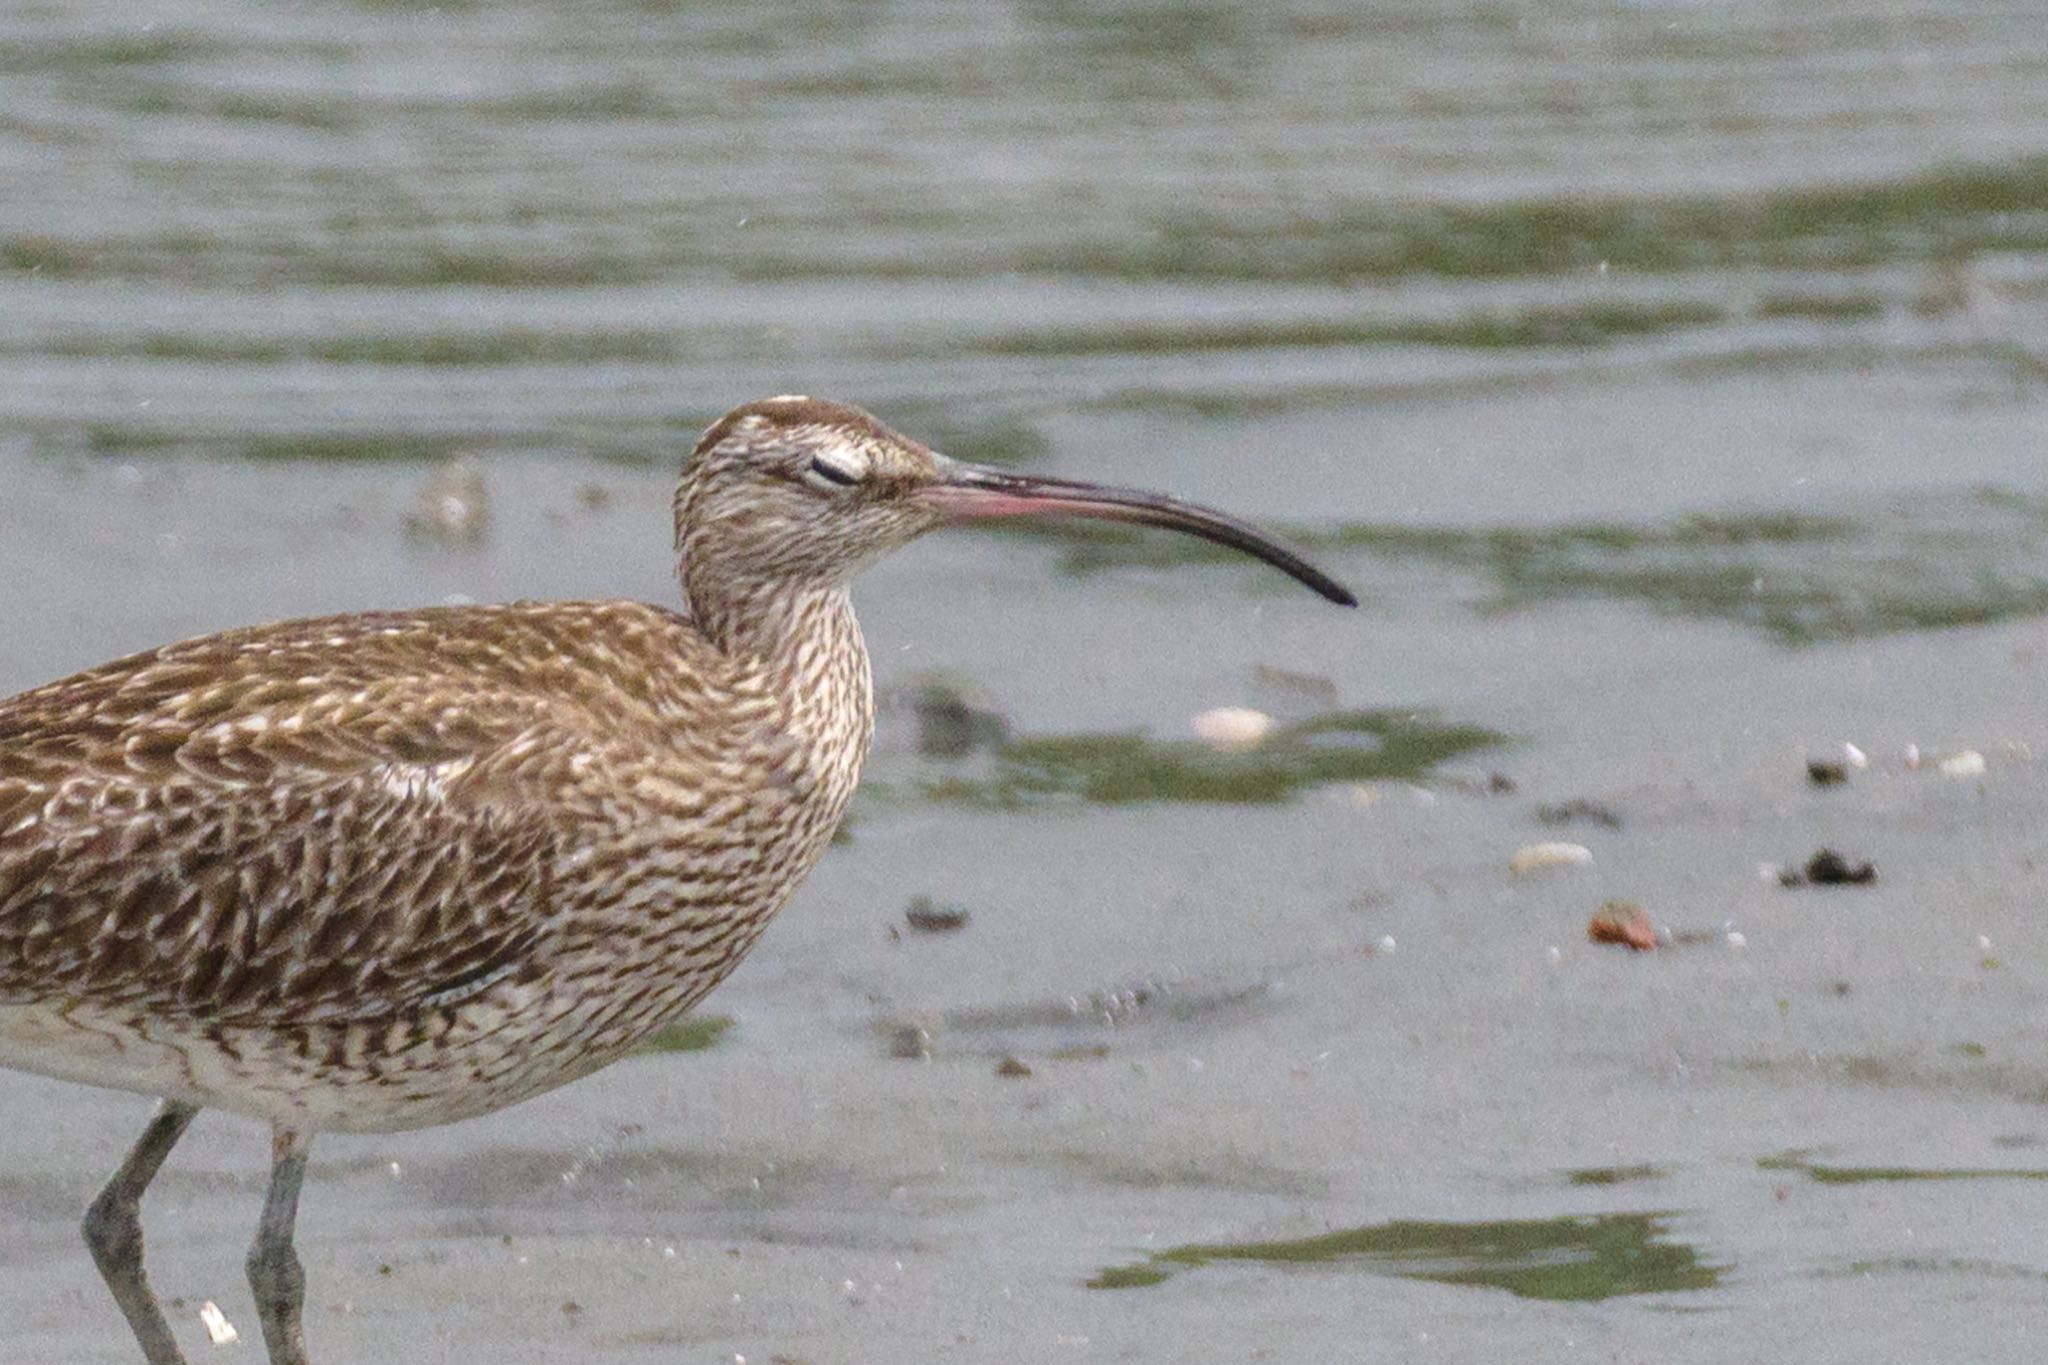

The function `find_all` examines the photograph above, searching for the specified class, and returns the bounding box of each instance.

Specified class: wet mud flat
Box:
[7,0,2048,1358]
[6,431,2048,1364]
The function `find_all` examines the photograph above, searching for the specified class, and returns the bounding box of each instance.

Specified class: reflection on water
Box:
[1088,1211,1724,1301]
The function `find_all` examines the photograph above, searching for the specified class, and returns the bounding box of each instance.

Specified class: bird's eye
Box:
[806,454,861,489]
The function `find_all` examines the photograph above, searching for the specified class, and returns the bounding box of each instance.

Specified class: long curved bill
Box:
[920,461,1358,607]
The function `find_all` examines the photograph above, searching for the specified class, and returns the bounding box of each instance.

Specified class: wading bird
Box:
[0,396,1354,1364]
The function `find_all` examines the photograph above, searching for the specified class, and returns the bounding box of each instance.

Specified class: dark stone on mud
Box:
[1781,848,1877,887]
[905,894,971,933]
[1536,798,1622,829]
[1806,760,1848,786]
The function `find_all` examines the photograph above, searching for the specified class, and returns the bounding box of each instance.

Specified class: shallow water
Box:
[5,1,2048,1361]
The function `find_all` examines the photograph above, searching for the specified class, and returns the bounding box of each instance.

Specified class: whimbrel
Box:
[0,395,1354,1364]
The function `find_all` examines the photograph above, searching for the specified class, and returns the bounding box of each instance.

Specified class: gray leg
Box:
[83,1099,200,1365]
[246,1125,312,1365]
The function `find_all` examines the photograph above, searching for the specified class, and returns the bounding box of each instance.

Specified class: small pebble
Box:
[406,458,489,545]
[1843,742,1869,770]
[1534,799,1621,829]
[1587,901,1657,952]
[1510,841,1594,874]
[1806,759,1847,786]
[888,1023,934,1060]
[1191,706,1273,750]
[199,1302,237,1346]
[1783,848,1877,887]
[903,895,970,933]
[995,1055,1034,1078]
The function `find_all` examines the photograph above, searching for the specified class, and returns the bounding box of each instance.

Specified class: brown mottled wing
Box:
[0,607,610,1025]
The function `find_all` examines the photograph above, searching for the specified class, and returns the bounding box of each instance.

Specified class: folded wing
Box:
[0,608,614,1027]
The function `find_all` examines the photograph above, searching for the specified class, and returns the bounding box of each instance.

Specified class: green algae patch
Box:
[0,32,211,74]
[1086,1263,1173,1290]
[1760,1151,2048,1185]
[1087,1211,1721,1301]
[241,433,490,464]
[1755,292,1887,322]
[18,148,2048,291]
[868,406,1051,468]
[920,708,1504,808]
[95,80,361,131]
[1006,491,2048,646]
[2,234,97,277]
[461,83,681,123]
[637,1015,734,1055]
[49,328,677,369]
[81,426,490,464]
[1003,509,1854,586]
[977,299,1729,358]
[1033,156,2048,283]
[1568,1164,1671,1188]
[1834,1258,2048,1282]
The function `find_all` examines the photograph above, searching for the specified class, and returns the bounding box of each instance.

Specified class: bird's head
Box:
[674,395,1355,636]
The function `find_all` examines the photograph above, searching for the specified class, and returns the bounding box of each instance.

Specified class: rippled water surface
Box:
[5,2,2048,1362]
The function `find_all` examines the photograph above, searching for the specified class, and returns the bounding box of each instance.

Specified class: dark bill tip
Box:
[922,464,1358,608]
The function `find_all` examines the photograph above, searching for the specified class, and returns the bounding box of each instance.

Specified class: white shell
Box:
[1510,841,1594,874]
[200,1301,238,1346]
[1939,749,1987,778]
[1191,706,1273,750]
